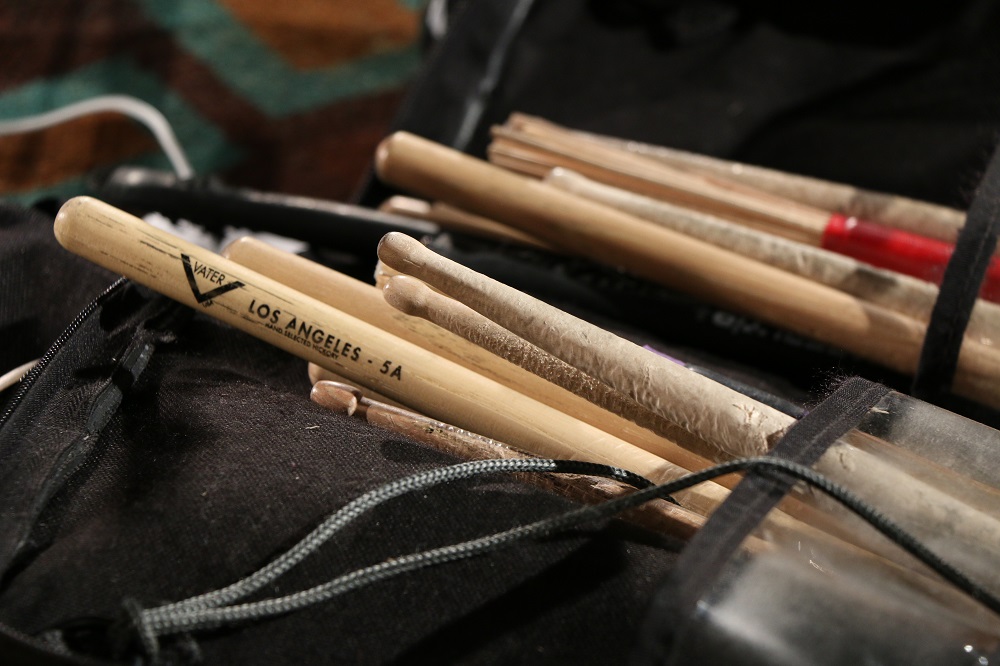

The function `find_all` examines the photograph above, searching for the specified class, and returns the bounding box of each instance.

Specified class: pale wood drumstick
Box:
[222,236,715,475]
[310,379,704,540]
[508,113,969,245]
[55,196,730,518]
[374,132,1000,409]
[381,274,723,461]
[545,168,1000,345]
[376,230,1000,592]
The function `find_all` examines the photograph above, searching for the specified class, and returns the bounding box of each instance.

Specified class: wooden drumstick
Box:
[545,168,1000,345]
[223,236,715,475]
[374,132,1000,409]
[507,113,969,245]
[55,196,726,517]
[310,379,704,540]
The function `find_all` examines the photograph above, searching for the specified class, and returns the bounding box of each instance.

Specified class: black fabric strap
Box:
[913,141,1000,400]
[631,377,889,665]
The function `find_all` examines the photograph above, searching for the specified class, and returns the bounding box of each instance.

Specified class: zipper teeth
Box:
[0,277,128,430]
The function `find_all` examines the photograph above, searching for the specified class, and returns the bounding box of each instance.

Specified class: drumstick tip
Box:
[382,274,433,318]
[376,230,425,273]
[375,131,419,179]
[53,195,98,245]
[310,380,360,416]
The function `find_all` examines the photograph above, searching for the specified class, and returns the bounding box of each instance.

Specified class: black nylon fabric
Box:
[631,377,890,665]
[913,141,1000,400]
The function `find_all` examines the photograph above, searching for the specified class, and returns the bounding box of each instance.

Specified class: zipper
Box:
[0,277,128,432]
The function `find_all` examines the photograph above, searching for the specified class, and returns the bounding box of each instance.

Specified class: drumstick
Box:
[545,168,1000,345]
[223,236,715,473]
[55,197,732,518]
[489,124,1000,298]
[377,231,1000,591]
[374,132,1000,410]
[507,113,969,245]
[381,274,707,453]
[310,379,704,540]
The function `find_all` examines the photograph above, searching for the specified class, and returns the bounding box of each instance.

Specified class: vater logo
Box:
[181,254,245,305]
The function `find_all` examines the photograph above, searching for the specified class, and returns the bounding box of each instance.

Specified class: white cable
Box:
[0,359,39,394]
[0,94,194,179]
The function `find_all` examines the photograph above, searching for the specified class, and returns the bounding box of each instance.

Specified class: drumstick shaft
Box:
[490,124,832,239]
[55,196,723,516]
[374,132,1000,409]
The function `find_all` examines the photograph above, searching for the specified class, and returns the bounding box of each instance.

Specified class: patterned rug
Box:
[0,0,424,205]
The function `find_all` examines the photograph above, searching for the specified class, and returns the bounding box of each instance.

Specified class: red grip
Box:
[821,214,1000,303]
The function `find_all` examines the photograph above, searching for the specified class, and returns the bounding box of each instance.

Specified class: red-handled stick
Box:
[822,214,1000,301]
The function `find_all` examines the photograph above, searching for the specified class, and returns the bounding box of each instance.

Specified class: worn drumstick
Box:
[381,274,720,459]
[545,168,1000,345]
[223,236,714,473]
[377,230,1000,590]
[507,113,969,245]
[375,132,1000,409]
[379,195,552,250]
[310,379,704,539]
[489,124,1000,298]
